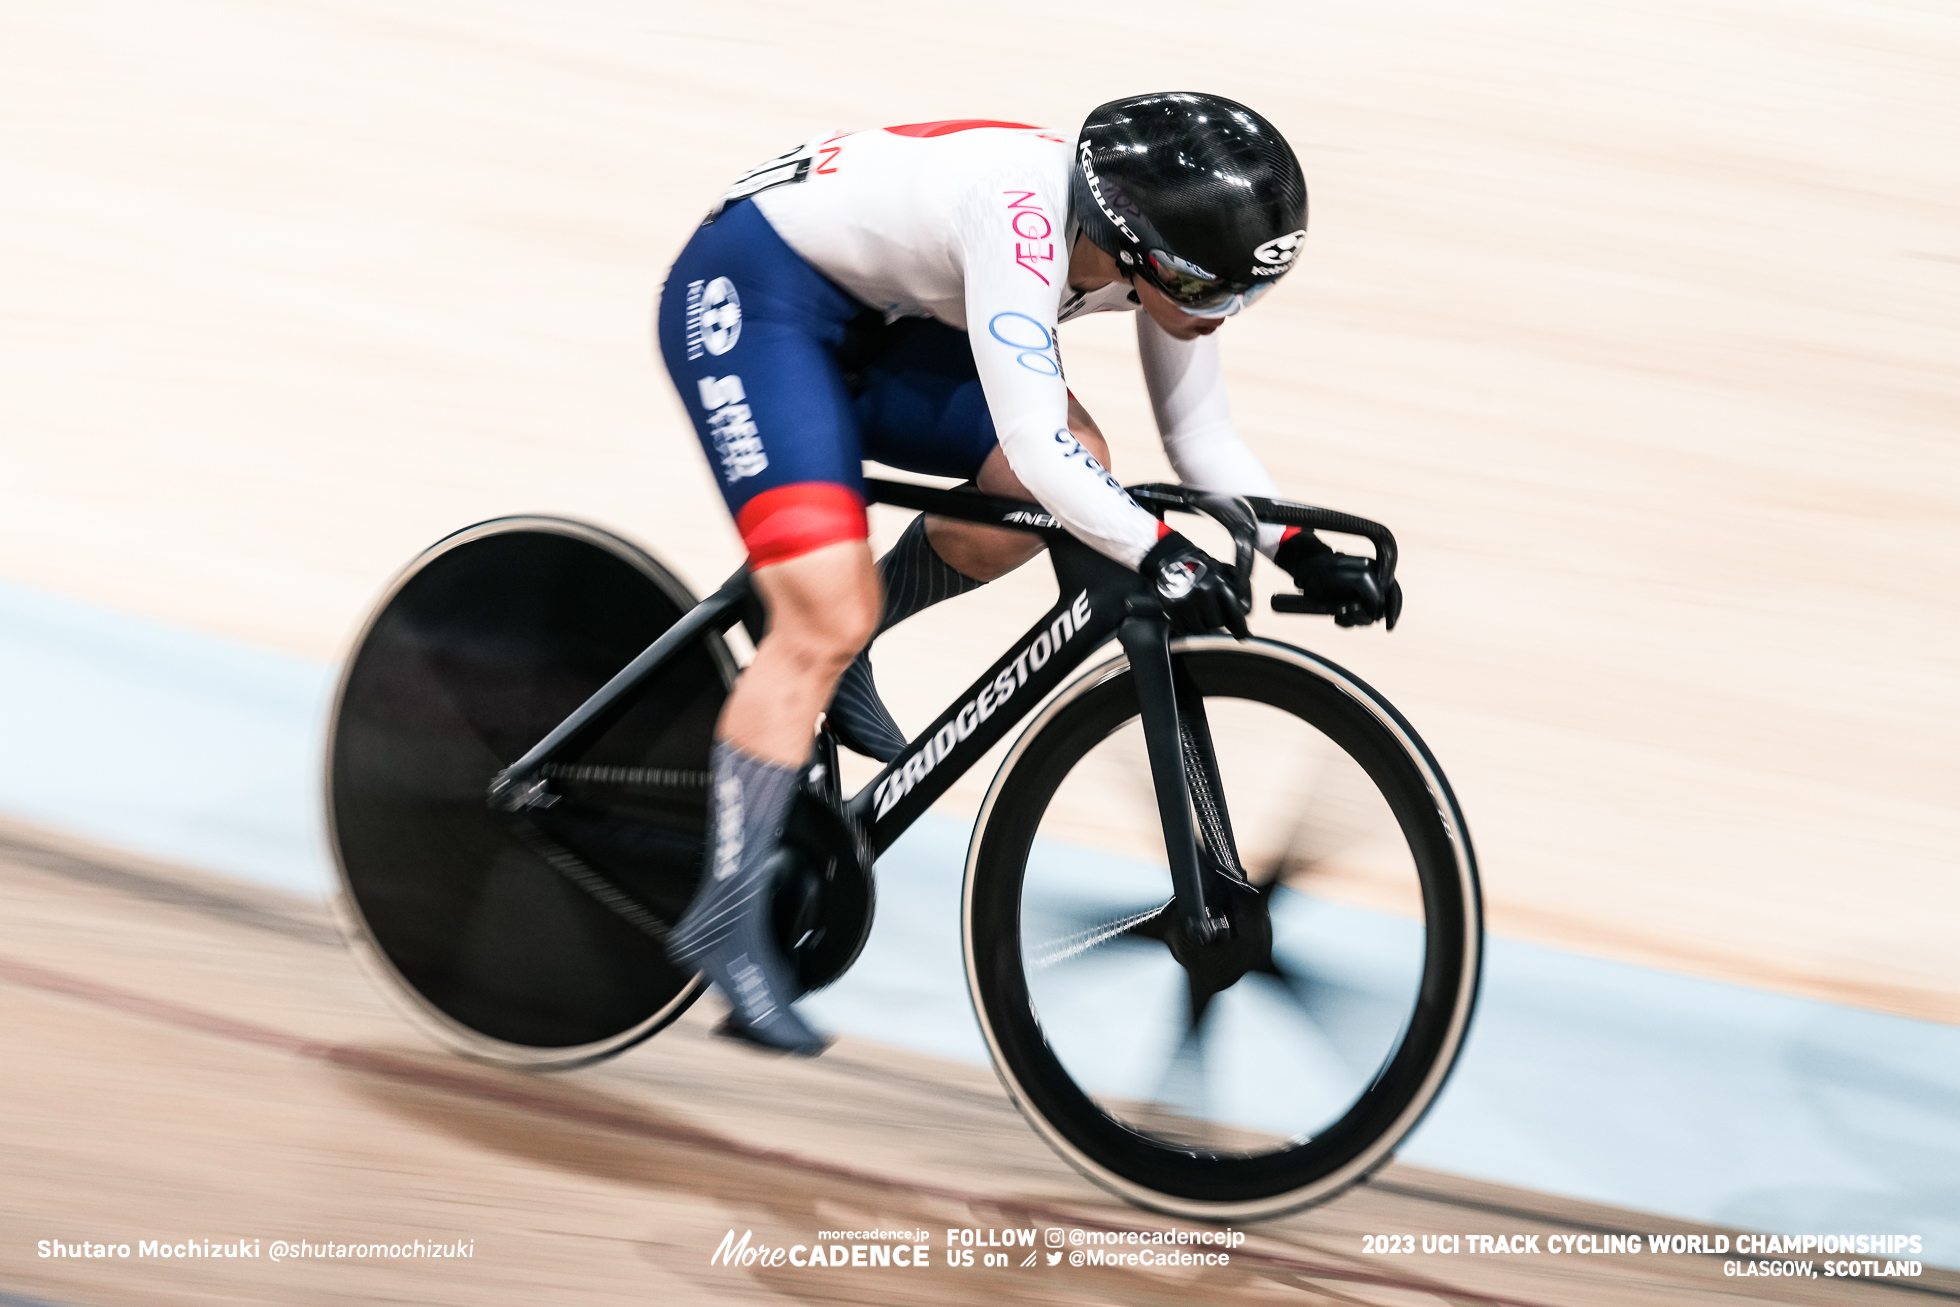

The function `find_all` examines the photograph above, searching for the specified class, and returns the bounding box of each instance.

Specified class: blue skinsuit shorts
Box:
[654,198,1002,526]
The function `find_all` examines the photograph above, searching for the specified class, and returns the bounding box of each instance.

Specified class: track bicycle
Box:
[327,478,1482,1220]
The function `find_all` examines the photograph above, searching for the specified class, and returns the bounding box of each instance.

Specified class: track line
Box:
[0,952,1565,1307]
[0,1290,83,1307]
[0,828,335,947]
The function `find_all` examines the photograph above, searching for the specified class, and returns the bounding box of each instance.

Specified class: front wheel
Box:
[964,637,1481,1220]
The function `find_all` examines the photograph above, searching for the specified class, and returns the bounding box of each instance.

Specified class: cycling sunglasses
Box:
[1141,249,1274,318]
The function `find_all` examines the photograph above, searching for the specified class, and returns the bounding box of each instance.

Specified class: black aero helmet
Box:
[1072,92,1308,316]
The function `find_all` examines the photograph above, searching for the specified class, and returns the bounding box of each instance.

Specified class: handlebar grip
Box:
[1245,496,1397,597]
[1189,492,1258,612]
[1124,483,1399,604]
[1271,593,1336,615]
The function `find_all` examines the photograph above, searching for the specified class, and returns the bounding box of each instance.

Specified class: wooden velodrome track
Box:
[1,0,1956,1301]
[3,0,1955,1019]
[6,816,1957,1306]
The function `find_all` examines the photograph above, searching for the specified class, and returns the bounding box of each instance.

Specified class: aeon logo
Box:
[1252,229,1308,267]
[1004,190,1055,285]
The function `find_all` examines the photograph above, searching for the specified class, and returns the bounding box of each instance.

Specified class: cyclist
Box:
[655,92,1398,1054]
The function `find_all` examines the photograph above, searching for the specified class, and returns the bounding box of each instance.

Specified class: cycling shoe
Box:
[667,745,829,1056]
[712,1010,834,1057]
[672,853,830,1056]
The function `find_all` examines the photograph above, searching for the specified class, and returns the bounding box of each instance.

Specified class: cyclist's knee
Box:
[791,576,879,666]
[752,539,880,673]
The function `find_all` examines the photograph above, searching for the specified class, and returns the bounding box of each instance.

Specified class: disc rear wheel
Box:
[327,517,732,1067]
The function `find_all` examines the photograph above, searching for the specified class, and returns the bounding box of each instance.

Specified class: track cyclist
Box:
[654,92,1399,1055]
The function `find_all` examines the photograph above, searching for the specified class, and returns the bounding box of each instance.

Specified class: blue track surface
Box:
[3,575,1955,1261]
[0,579,332,894]
[0,1290,78,1307]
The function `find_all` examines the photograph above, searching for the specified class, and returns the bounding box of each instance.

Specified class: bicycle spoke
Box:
[1243,955,1369,1080]
[1155,962,1228,1117]
[1128,969,1375,1151]
[1150,1003,1212,1120]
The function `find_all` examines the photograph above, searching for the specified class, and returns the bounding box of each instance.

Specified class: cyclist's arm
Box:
[1136,312,1289,557]
[958,187,1166,569]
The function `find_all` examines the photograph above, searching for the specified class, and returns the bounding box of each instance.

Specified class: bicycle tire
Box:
[964,636,1480,1220]
[327,516,732,1068]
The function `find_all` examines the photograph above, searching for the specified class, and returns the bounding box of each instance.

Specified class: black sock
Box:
[828,514,983,762]
[874,511,985,634]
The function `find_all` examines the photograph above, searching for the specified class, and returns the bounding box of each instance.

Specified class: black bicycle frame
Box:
[490,477,1397,941]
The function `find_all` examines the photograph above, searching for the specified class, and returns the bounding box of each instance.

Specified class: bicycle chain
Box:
[538,763,709,791]
[508,817,674,944]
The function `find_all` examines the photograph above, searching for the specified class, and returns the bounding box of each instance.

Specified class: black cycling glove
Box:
[1274,530,1403,629]
[1140,532,1250,638]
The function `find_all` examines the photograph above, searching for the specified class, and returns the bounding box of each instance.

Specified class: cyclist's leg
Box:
[654,198,876,1053]
[825,511,970,761]
[830,332,1112,760]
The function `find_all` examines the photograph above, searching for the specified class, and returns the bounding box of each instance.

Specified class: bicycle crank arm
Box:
[1117,612,1226,943]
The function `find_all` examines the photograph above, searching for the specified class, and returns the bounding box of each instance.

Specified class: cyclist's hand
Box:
[1141,532,1250,638]
[1275,530,1402,629]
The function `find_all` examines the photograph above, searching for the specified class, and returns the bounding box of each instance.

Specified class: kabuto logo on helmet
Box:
[1253,229,1308,267]
[1078,141,1140,246]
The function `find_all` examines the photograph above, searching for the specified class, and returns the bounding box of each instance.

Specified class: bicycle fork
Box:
[1118,613,1251,949]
